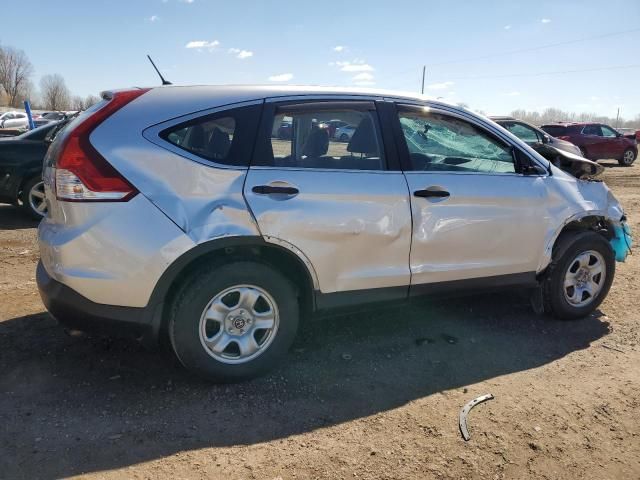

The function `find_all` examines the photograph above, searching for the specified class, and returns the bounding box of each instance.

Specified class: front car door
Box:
[599,124,625,159]
[244,98,413,307]
[389,103,549,293]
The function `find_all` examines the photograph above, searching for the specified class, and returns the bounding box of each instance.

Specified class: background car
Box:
[0,120,67,218]
[335,124,356,142]
[0,111,29,129]
[318,119,349,138]
[540,122,638,166]
[491,116,583,156]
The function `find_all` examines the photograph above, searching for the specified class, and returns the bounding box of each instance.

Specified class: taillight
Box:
[54,88,150,202]
[557,135,571,141]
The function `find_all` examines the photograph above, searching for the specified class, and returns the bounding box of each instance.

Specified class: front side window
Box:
[600,125,618,138]
[399,109,515,174]
[504,122,541,144]
[582,125,601,136]
[264,104,385,170]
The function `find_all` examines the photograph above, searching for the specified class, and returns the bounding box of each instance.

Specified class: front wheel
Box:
[619,148,636,166]
[543,231,615,320]
[169,261,299,382]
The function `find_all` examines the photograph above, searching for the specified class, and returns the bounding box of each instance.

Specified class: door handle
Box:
[252,185,299,195]
[414,189,450,198]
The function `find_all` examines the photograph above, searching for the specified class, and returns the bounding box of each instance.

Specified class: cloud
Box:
[336,60,374,72]
[333,45,346,52]
[185,40,219,49]
[426,81,454,90]
[504,91,520,96]
[541,18,551,23]
[352,72,374,81]
[504,25,511,30]
[148,15,159,22]
[228,48,254,59]
[179,0,194,3]
[268,73,294,82]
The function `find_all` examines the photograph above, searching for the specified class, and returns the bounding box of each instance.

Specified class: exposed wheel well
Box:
[152,238,315,340]
[556,215,614,243]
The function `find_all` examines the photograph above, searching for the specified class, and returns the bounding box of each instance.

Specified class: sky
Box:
[3,0,640,118]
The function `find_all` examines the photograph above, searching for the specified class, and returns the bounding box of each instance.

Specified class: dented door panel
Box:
[244,168,412,293]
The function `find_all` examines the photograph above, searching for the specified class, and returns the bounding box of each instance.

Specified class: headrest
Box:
[302,127,329,157]
[347,116,379,155]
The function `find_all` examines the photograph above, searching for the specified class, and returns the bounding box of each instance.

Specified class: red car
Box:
[540,122,638,166]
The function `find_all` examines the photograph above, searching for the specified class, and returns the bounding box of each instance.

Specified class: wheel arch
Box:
[147,236,318,340]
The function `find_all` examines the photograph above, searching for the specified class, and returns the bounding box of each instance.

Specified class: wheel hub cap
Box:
[199,285,279,364]
[563,250,606,307]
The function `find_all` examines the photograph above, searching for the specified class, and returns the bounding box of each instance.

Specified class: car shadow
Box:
[0,204,39,230]
[0,292,610,479]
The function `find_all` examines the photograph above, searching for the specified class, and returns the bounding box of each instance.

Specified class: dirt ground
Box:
[1,161,639,480]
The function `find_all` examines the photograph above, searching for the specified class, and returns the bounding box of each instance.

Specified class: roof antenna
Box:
[147,54,172,85]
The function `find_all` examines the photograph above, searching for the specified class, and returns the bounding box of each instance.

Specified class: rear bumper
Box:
[36,260,154,340]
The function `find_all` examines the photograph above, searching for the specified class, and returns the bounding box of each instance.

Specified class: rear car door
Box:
[243,99,413,305]
[390,103,549,293]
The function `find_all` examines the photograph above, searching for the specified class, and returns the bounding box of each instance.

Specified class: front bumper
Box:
[610,222,633,262]
[36,260,153,340]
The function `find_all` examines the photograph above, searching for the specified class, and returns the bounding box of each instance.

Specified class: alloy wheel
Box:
[563,250,606,307]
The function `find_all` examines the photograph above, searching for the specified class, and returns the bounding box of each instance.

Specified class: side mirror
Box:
[522,163,547,175]
[543,135,552,144]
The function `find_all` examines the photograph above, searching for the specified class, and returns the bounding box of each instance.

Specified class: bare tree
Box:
[40,74,70,110]
[0,45,34,107]
[84,94,99,109]
[70,95,85,111]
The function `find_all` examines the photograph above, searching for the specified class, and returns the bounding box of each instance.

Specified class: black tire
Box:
[20,176,46,220]
[169,261,299,382]
[619,148,636,167]
[542,231,615,320]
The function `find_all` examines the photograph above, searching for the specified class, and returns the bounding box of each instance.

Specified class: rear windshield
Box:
[540,125,567,136]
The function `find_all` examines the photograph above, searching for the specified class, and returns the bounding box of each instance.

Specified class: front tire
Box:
[542,231,615,320]
[169,261,299,382]
[619,148,636,166]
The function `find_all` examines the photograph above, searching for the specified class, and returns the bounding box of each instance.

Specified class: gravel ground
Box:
[1,161,639,479]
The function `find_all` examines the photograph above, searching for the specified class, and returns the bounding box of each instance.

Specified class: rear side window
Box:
[160,104,261,167]
[254,101,386,170]
[540,125,567,137]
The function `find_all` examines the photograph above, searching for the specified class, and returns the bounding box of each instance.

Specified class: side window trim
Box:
[392,103,529,175]
[250,99,391,172]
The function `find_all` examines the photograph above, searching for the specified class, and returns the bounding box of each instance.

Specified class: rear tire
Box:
[169,261,299,382]
[20,176,47,220]
[542,231,615,320]
[619,148,636,166]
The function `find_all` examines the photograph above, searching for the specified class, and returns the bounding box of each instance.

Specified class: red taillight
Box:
[55,88,150,202]
[557,135,571,141]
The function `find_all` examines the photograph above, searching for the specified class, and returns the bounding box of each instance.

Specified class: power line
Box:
[427,27,640,67]
[446,63,640,81]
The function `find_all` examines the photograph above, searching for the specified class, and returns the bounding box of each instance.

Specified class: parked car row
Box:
[33,85,632,382]
[0,110,78,131]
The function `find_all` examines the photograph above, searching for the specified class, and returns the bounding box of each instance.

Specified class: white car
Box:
[0,111,29,129]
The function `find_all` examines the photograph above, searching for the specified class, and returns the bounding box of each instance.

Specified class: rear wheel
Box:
[20,177,47,219]
[543,231,615,320]
[619,148,636,166]
[169,261,299,382]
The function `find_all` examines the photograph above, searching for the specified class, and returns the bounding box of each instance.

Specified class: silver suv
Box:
[37,86,632,382]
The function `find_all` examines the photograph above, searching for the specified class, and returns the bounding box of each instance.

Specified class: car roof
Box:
[488,116,516,121]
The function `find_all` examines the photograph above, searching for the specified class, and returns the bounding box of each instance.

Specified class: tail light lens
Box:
[54,88,150,202]
[557,135,571,141]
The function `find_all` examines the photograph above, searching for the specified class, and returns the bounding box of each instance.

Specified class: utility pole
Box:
[615,107,620,128]
[421,65,426,94]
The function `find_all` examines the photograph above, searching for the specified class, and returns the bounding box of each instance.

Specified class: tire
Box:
[20,176,47,220]
[339,133,350,142]
[619,148,636,167]
[169,261,299,382]
[542,231,615,320]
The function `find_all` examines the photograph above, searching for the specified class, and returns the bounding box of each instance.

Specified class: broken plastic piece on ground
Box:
[459,393,494,441]
[610,222,632,262]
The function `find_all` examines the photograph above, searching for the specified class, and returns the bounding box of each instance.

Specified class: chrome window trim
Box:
[265,94,383,103]
[142,99,264,171]
[393,100,549,175]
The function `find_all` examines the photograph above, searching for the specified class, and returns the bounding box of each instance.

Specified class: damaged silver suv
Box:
[37,86,632,381]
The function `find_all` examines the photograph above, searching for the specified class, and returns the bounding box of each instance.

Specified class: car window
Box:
[582,125,601,136]
[160,104,261,167]
[262,103,385,170]
[541,125,566,137]
[503,122,541,144]
[399,109,515,174]
[163,116,235,163]
[600,125,618,138]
